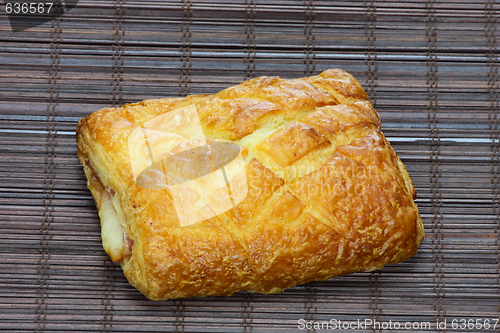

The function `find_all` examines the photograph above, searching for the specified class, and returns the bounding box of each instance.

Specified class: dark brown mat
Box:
[1,1,499,332]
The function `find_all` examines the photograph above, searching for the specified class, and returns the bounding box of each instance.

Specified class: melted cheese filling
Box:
[99,190,124,262]
[87,158,133,262]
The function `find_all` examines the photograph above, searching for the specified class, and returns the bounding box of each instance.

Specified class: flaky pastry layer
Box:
[77,69,424,300]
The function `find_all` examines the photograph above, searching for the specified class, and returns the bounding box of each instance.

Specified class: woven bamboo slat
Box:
[1,0,499,332]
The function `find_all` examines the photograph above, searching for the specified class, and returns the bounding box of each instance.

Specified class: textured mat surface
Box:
[1,1,499,332]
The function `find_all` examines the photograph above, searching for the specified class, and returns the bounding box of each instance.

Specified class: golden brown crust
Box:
[257,121,330,167]
[76,69,424,300]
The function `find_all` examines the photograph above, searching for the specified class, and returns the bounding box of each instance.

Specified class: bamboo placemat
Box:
[1,0,499,332]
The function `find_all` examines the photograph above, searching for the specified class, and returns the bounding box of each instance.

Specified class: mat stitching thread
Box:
[241,292,254,333]
[110,0,125,108]
[172,2,192,332]
[304,0,315,75]
[365,1,381,331]
[173,299,186,333]
[100,1,125,332]
[426,0,445,331]
[303,2,317,332]
[304,283,317,333]
[244,0,256,80]
[179,0,192,98]
[100,259,115,333]
[242,4,256,315]
[242,2,256,318]
[365,0,377,108]
[34,3,62,331]
[243,2,256,330]
[486,0,500,316]
[240,4,256,320]
[368,272,381,333]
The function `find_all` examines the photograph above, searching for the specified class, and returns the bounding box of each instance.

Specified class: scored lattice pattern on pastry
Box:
[76,69,424,300]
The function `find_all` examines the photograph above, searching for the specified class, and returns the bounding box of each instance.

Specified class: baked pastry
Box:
[76,69,424,300]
